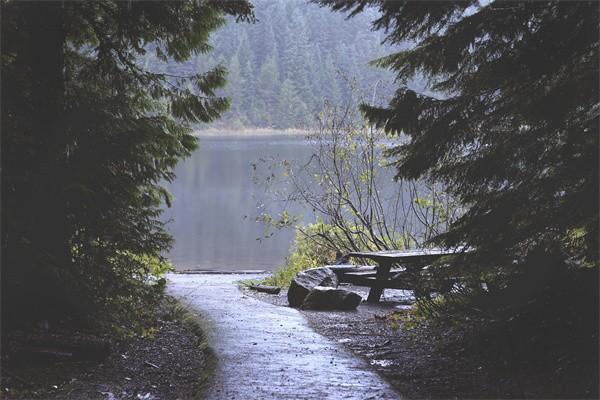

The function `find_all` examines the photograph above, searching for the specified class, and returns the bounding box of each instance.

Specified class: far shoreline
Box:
[193,127,311,137]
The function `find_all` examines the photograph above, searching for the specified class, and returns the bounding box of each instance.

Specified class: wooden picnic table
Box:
[336,248,464,303]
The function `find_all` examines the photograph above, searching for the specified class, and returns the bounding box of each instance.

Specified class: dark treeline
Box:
[143,0,399,129]
[1,1,253,328]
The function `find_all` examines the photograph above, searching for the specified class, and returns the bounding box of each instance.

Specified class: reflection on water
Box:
[163,135,314,271]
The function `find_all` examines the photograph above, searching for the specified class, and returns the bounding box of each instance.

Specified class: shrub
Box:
[261,222,343,287]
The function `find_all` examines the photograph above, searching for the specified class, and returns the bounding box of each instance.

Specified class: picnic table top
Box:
[345,247,466,263]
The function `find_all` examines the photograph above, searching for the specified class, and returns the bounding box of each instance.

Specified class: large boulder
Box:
[301,286,363,310]
[287,267,338,307]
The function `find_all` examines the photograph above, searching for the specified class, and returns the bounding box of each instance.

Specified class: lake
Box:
[163,134,316,271]
[163,133,432,272]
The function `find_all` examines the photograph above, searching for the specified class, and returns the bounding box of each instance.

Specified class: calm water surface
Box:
[163,135,314,271]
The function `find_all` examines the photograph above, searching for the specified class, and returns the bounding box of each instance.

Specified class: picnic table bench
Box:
[329,248,464,303]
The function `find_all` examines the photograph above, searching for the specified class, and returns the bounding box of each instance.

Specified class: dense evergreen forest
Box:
[143,0,399,129]
[2,0,597,398]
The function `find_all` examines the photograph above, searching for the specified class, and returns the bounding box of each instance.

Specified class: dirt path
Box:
[167,273,401,400]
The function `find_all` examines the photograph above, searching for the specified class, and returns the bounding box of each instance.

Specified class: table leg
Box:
[367,261,392,303]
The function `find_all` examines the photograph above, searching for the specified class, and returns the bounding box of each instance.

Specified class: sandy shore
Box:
[194,128,310,137]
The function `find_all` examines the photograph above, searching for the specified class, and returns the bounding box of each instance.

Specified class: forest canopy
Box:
[316,0,598,322]
[1,0,253,326]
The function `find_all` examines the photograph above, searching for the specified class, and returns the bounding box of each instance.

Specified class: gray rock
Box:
[301,286,363,310]
[287,267,339,307]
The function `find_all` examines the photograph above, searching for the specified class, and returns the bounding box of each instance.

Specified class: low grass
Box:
[243,243,337,288]
[247,223,342,288]
[259,258,316,288]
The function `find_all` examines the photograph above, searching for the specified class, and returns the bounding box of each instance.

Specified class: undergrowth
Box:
[256,222,340,288]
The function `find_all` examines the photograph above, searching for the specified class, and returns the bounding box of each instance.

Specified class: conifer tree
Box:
[317,1,598,303]
[1,0,253,324]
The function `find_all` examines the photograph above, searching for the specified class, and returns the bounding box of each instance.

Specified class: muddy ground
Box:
[3,280,595,399]
[1,297,211,400]
[244,283,599,399]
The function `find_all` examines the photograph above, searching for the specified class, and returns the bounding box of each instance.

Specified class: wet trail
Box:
[167,273,401,400]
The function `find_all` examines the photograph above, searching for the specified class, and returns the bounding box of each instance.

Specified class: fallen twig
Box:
[144,361,160,369]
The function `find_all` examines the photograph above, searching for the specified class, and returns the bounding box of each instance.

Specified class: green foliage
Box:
[1,1,252,327]
[261,222,343,287]
[318,0,599,320]
[119,252,175,278]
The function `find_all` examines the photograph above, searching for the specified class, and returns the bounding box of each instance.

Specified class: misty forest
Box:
[1,1,598,399]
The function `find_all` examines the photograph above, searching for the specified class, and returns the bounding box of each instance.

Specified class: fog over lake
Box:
[163,134,316,271]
